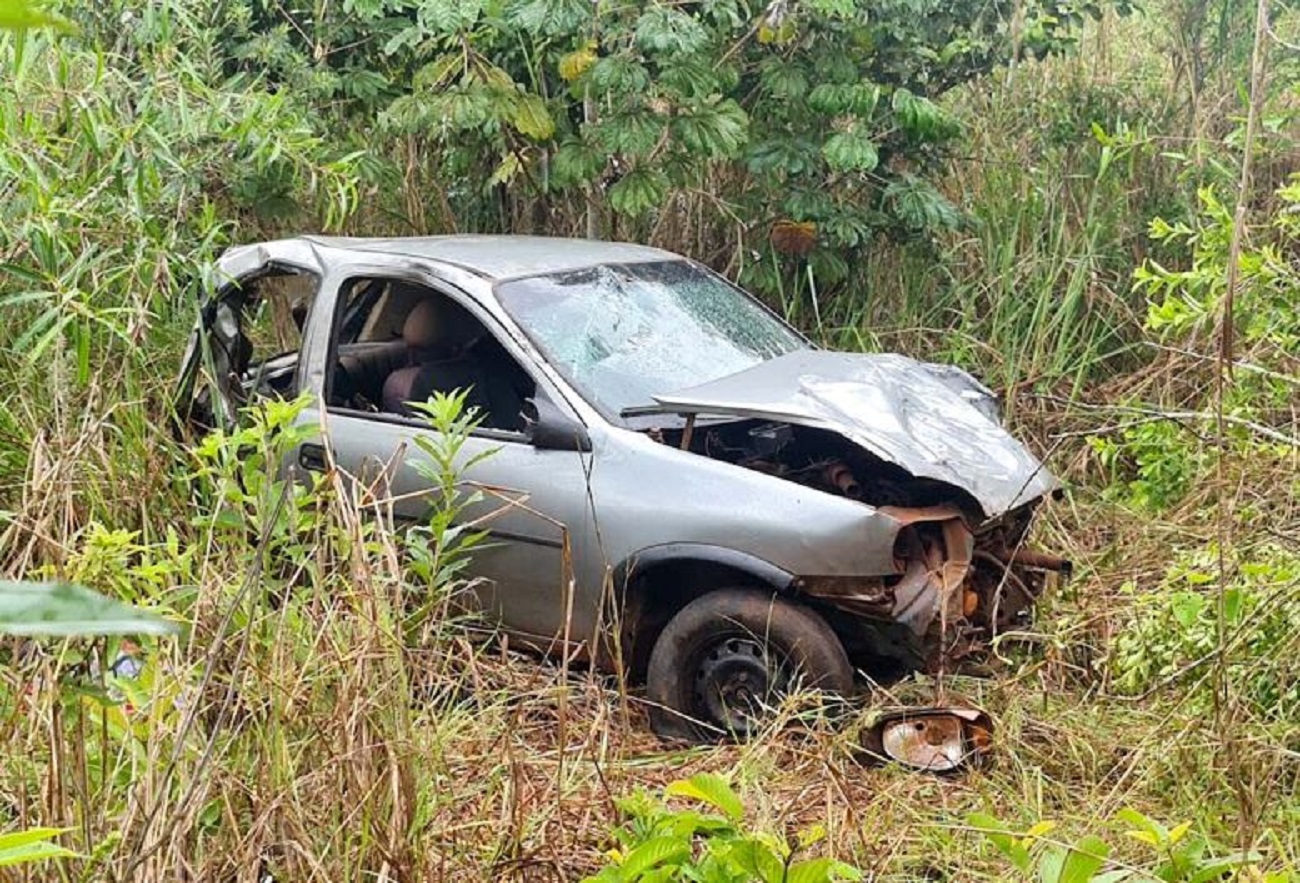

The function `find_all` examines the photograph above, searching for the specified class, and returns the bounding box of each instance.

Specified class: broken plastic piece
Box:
[860,706,993,772]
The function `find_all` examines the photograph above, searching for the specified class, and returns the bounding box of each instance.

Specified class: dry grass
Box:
[1,380,1296,882]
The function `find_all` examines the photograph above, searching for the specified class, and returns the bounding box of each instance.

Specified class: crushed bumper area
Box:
[799,505,1071,670]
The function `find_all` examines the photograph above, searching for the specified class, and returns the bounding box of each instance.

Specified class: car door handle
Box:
[299,443,326,472]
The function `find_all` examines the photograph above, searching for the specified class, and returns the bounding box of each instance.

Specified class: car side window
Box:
[326,277,536,434]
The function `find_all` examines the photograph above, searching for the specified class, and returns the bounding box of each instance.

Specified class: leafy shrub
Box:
[1111,546,1300,721]
[968,807,1268,882]
[584,773,863,883]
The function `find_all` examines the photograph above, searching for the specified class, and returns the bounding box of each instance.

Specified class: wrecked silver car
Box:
[177,235,1067,741]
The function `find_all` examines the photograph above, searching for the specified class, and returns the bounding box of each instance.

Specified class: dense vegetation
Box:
[0,0,1297,880]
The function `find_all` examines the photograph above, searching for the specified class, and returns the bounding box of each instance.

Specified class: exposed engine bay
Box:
[649,417,1071,670]
[657,418,985,514]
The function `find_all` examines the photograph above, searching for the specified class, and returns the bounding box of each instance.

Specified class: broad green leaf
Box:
[1187,852,1263,883]
[822,128,879,173]
[589,56,651,96]
[551,139,605,187]
[594,111,664,156]
[511,94,555,140]
[417,0,481,34]
[1167,821,1192,845]
[1091,871,1135,883]
[607,168,669,217]
[0,842,78,867]
[0,828,77,867]
[672,99,749,157]
[0,581,178,637]
[0,0,75,31]
[1038,845,1066,883]
[488,153,521,187]
[0,828,71,851]
[787,857,865,883]
[634,7,707,55]
[722,836,785,881]
[558,42,597,82]
[1059,835,1109,883]
[664,773,743,821]
[616,836,689,878]
[967,813,1032,873]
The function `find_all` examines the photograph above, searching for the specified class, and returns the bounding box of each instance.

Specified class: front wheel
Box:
[645,588,853,742]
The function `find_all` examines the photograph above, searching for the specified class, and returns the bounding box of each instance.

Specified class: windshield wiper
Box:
[619,403,670,418]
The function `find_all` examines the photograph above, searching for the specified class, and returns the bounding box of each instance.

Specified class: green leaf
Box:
[0,0,75,32]
[891,88,959,141]
[672,99,749,157]
[967,813,1032,873]
[664,773,744,821]
[608,167,668,216]
[634,7,708,55]
[506,0,591,36]
[511,93,555,140]
[808,83,879,116]
[617,836,690,878]
[658,56,723,99]
[884,175,962,230]
[589,56,651,96]
[760,62,809,100]
[596,112,664,157]
[551,138,606,187]
[1059,835,1109,883]
[1039,845,1067,883]
[417,0,482,35]
[0,828,77,867]
[1170,591,1206,628]
[822,128,878,173]
[787,857,865,883]
[0,581,179,637]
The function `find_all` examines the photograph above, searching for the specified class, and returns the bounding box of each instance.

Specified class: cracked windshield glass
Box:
[496,261,806,416]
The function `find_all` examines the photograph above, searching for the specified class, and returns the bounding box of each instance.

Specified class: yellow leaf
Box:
[558,41,596,82]
[1126,830,1161,847]
[488,153,521,187]
[1168,822,1192,844]
[797,824,826,850]
[1025,820,1057,841]
[511,94,555,141]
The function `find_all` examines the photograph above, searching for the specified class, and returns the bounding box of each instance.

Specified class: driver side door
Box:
[300,268,604,654]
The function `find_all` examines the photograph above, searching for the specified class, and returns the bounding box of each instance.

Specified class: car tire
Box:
[645,587,853,742]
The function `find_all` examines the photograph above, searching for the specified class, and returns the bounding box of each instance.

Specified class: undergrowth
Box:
[0,1,1297,881]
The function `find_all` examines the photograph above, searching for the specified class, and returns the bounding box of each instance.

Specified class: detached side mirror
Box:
[522,397,591,453]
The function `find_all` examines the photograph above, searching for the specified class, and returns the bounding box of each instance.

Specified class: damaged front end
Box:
[635,349,1071,673]
[795,503,1070,672]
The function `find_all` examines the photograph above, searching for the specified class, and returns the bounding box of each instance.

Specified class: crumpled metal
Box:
[651,350,1059,516]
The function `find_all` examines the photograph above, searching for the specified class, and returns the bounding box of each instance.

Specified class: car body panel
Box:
[179,235,1066,674]
[647,350,1058,517]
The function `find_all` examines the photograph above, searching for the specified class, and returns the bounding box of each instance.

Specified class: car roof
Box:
[301,234,678,280]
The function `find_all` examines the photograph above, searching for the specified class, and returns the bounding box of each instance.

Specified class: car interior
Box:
[328,279,535,433]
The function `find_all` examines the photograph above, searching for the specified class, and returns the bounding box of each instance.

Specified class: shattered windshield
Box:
[495,261,807,418]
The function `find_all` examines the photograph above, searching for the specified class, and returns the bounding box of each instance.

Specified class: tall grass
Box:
[1,3,1297,881]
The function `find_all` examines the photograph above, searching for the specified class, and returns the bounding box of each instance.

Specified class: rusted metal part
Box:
[799,503,1061,670]
[823,461,863,499]
[797,574,893,618]
[991,546,1072,576]
[881,506,975,652]
[679,413,696,451]
[859,705,994,772]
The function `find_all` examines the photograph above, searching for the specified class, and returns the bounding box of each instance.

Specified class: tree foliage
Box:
[60,0,1125,299]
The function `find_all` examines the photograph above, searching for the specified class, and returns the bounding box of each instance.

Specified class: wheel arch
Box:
[608,543,799,681]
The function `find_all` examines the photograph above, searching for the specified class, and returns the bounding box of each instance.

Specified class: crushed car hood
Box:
[651,350,1058,517]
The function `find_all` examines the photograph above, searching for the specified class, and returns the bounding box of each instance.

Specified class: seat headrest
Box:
[401,296,482,356]
[402,299,440,350]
